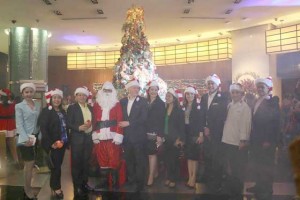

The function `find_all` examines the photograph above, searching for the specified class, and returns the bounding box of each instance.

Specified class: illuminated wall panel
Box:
[67,38,232,69]
[266,24,300,53]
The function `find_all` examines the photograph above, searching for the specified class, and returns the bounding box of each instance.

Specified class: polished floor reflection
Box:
[0,149,297,200]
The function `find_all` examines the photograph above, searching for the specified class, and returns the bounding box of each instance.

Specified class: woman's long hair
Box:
[50,97,64,112]
[166,94,180,111]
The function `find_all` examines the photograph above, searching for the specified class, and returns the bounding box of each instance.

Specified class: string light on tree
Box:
[113,6,167,97]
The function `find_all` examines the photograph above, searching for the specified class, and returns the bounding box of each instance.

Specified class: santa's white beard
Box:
[96,90,118,111]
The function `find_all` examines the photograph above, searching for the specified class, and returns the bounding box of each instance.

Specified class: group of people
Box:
[0,73,283,200]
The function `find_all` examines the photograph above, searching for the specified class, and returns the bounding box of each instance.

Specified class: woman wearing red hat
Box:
[0,88,19,166]
[16,83,40,200]
[39,88,67,199]
[163,88,185,188]
[183,86,203,189]
[145,80,166,186]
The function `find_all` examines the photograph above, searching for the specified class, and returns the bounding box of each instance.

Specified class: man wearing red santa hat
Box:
[246,77,280,199]
[67,86,93,200]
[92,81,123,190]
[199,74,228,193]
[119,79,148,191]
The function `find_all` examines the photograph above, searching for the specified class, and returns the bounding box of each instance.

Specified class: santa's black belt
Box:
[0,115,15,119]
[96,120,117,129]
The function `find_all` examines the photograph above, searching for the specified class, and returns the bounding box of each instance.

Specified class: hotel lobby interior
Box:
[1,0,300,199]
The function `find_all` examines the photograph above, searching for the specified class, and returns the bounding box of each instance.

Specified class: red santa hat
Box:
[74,86,90,97]
[205,74,221,86]
[125,79,140,90]
[45,88,63,110]
[0,88,11,97]
[102,81,115,90]
[0,89,5,96]
[229,83,244,93]
[20,83,36,93]
[184,86,197,94]
[255,76,273,92]
[146,80,159,90]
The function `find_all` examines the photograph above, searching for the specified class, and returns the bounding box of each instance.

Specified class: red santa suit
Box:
[92,101,123,169]
[0,89,16,137]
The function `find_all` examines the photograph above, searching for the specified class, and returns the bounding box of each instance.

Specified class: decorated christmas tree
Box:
[113,6,167,97]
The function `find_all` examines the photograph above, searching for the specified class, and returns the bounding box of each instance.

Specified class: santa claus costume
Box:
[0,88,19,164]
[92,81,123,189]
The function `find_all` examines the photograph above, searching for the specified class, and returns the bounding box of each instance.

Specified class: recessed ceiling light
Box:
[48,32,52,38]
[53,10,62,16]
[234,0,242,4]
[97,9,104,14]
[90,0,98,4]
[183,9,190,14]
[225,9,233,15]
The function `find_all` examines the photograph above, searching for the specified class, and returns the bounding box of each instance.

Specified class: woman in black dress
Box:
[39,89,68,199]
[163,88,185,188]
[183,86,203,189]
[145,81,166,186]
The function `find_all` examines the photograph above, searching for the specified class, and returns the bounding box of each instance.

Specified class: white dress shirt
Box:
[207,91,217,109]
[127,97,136,116]
[222,100,252,146]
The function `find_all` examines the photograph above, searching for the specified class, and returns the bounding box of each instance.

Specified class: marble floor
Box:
[0,150,297,200]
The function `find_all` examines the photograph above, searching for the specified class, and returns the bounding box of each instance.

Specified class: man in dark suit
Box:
[247,77,280,199]
[199,74,228,192]
[67,86,93,200]
[119,79,148,191]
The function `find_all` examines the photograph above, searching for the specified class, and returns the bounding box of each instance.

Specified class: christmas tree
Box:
[113,6,167,97]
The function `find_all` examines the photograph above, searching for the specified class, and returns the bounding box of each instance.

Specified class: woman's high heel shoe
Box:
[52,189,64,199]
[23,192,37,200]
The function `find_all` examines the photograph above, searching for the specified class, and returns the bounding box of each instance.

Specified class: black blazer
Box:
[120,96,148,144]
[165,105,185,144]
[146,97,166,136]
[185,100,203,138]
[39,107,67,153]
[199,92,228,142]
[251,97,280,146]
[67,103,93,135]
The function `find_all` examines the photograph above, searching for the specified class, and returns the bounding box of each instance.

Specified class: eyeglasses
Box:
[103,89,112,93]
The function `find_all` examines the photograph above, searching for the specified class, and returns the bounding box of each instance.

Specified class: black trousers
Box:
[250,144,275,193]
[203,139,225,189]
[49,147,66,190]
[164,141,180,182]
[71,133,93,189]
[123,141,146,187]
[223,143,247,181]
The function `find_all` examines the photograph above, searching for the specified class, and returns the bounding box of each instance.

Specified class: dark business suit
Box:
[250,96,280,194]
[164,105,185,182]
[67,103,93,196]
[146,97,166,155]
[120,96,148,189]
[199,91,228,190]
[39,107,67,191]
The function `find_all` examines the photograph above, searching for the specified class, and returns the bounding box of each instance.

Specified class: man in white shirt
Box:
[221,83,252,195]
[119,79,148,191]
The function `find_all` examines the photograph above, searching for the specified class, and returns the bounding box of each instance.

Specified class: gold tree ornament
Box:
[126,6,144,24]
